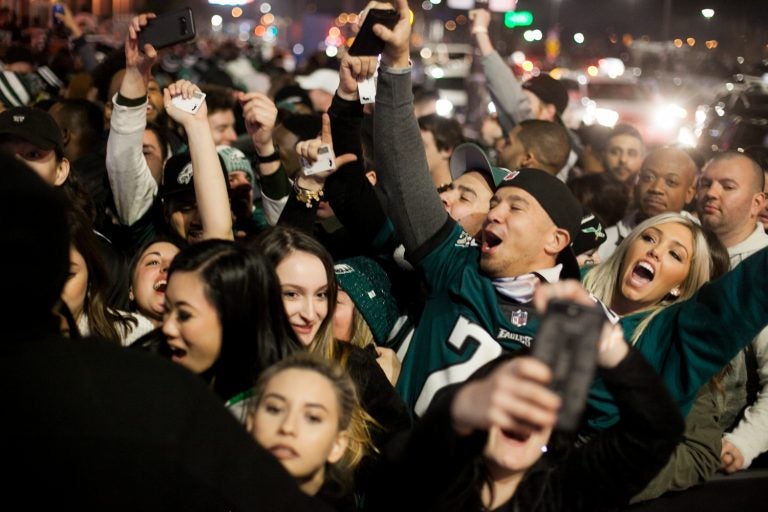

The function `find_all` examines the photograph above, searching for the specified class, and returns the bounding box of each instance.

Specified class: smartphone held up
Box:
[138,7,197,51]
[531,299,604,431]
[349,8,399,56]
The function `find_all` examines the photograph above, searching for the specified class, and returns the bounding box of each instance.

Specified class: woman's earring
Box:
[669,287,681,298]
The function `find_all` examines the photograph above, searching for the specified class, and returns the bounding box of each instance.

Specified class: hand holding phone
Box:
[52,3,65,26]
[531,298,604,431]
[137,7,196,51]
[349,8,400,56]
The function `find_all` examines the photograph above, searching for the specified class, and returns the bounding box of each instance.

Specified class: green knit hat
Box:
[334,256,399,346]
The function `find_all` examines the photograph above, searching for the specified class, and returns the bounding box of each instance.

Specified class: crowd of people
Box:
[2,1,767,510]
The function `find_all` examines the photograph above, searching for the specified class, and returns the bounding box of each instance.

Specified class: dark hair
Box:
[67,205,137,343]
[606,123,644,147]
[251,226,338,357]
[200,84,236,114]
[702,227,730,279]
[167,239,302,401]
[517,119,571,173]
[568,173,629,228]
[51,99,103,146]
[418,114,465,153]
[145,121,171,162]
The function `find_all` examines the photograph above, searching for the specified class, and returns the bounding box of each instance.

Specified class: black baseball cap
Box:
[0,106,63,151]
[160,152,231,201]
[522,74,569,115]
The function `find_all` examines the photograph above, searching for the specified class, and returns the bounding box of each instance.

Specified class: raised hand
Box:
[237,92,278,151]
[295,113,358,187]
[363,0,411,68]
[451,356,561,438]
[338,52,379,101]
[126,13,158,83]
[163,80,208,127]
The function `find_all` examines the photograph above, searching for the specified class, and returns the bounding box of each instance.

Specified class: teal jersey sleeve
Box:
[587,246,768,430]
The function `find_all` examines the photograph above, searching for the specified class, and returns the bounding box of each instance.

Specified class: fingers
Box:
[296,137,323,163]
[143,44,157,60]
[335,153,358,168]
[320,113,332,145]
[241,93,277,133]
[166,79,198,99]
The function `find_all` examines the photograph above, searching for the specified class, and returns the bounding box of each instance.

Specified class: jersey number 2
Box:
[414,316,502,416]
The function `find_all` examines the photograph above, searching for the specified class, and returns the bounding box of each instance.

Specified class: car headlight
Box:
[653,103,687,128]
[593,108,619,128]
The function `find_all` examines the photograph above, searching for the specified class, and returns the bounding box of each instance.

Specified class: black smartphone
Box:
[138,7,196,51]
[52,3,65,25]
[349,8,400,56]
[531,299,604,431]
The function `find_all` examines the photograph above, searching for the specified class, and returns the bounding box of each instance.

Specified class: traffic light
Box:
[504,11,533,28]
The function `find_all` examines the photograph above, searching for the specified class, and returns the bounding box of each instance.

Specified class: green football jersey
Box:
[396,224,540,416]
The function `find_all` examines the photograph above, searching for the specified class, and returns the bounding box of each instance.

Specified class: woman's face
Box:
[162,270,222,374]
[250,368,348,495]
[333,289,355,342]
[61,246,88,320]
[483,424,552,474]
[275,251,329,346]
[618,222,693,312]
[131,242,180,323]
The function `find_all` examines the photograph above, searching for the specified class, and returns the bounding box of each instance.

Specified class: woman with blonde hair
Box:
[582,212,768,429]
[248,352,375,504]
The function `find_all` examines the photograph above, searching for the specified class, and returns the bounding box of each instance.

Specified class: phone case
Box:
[138,7,196,51]
[531,299,602,431]
[349,9,399,56]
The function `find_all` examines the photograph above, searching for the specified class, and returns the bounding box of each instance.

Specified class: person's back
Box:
[0,149,327,512]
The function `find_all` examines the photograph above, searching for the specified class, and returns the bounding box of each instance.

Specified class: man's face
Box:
[498,125,527,171]
[208,109,237,147]
[420,129,449,183]
[439,171,493,238]
[634,150,696,217]
[479,187,561,278]
[228,170,254,219]
[603,134,644,183]
[165,195,204,244]
[0,138,68,185]
[697,157,765,244]
[523,90,555,121]
[143,129,164,185]
[146,79,164,123]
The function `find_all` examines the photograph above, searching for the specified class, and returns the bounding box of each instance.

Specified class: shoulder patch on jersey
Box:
[454,230,477,248]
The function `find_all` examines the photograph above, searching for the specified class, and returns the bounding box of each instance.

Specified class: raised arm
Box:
[373,0,450,257]
[239,91,291,225]
[163,80,233,241]
[469,7,533,132]
[106,13,159,226]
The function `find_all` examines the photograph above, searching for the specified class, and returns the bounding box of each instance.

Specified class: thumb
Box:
[144,43,157,61]
[336,153,358,168]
